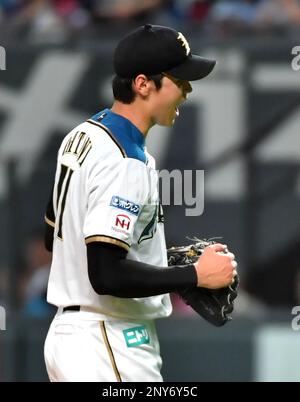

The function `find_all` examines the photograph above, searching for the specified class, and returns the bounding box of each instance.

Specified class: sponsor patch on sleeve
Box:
[110,195,140,216]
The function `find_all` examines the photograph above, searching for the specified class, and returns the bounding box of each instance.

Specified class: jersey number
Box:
[55,131,92,239]
[56,164,74,239]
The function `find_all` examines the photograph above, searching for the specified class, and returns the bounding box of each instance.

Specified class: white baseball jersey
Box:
[45,108,172,320]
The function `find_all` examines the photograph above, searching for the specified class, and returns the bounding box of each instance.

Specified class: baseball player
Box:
[44,24,237,382]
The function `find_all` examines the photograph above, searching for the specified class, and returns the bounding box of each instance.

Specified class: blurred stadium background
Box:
[1,0,300,382]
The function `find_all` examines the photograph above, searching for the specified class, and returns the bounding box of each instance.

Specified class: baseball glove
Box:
[167,238,239,327]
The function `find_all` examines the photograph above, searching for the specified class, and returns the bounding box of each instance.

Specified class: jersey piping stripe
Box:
[85,235,130,251]
[45,215,55,228]
[100,321,122,382]
[86,120,126,158]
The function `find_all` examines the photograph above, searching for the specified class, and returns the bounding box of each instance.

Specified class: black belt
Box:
[63,305,80,312]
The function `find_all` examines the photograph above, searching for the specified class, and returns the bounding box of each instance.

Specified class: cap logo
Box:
[177,32,190,56]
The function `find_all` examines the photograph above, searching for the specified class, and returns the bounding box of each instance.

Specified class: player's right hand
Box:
[193,243,237,289]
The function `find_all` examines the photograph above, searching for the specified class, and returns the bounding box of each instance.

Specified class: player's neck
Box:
[111,102,152,137]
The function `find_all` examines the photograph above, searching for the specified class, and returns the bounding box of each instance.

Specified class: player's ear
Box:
[132,74,152,97]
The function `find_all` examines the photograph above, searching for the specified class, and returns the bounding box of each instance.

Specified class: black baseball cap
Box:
[113,24,216,81]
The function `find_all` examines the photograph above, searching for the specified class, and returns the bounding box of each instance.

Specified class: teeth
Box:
[175,107,179,116]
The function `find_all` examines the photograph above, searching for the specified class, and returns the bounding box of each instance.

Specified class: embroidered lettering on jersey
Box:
[110,195,140,216]
[123,326,150,348]
[62,131,92,166]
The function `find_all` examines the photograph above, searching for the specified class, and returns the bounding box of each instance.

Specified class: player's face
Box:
[151,73,192,127]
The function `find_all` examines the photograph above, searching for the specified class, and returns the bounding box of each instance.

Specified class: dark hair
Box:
[112,74,163,104]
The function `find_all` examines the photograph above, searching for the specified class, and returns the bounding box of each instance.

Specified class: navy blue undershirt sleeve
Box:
[87,242,197,298]
[45,224,54,252]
